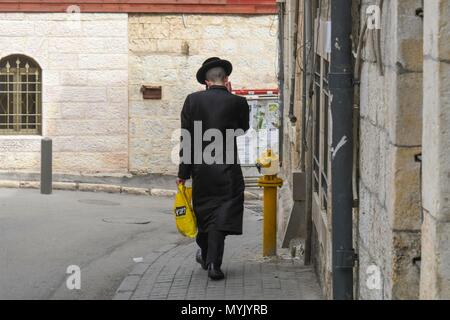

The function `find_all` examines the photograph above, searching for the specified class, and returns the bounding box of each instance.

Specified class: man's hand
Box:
[176,178,186,186]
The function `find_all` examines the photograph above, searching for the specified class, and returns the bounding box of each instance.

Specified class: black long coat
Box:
[178,85,250,235]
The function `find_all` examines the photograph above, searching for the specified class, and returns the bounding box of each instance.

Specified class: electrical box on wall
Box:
[292,171,306,201]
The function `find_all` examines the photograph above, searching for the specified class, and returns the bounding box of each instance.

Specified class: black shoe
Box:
[196,249,207,270]
[208,263,225,281]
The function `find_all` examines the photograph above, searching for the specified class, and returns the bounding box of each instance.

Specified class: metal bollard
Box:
[41,137,52,195]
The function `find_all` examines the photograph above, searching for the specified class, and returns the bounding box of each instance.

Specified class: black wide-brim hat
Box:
[196,57,233,85]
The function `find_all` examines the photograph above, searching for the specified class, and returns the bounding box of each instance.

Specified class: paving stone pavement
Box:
[113,205,323,300]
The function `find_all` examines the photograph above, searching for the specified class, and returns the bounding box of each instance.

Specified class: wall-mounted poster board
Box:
[233,90,280,166]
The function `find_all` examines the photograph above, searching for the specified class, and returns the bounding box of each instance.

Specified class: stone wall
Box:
[357,0,423,300]
[0,13,277,176]
[0,13,129,175]
[128,14,278,175]
[273,0,449,300]
[277,0,428,300]
[420,0,450,300]
[278,0,334,298]
[278,0,299,248]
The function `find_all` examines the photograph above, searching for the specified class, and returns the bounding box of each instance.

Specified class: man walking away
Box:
[177,57,250,280]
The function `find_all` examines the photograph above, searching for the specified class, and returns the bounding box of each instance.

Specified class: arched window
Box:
[0,55,42,135]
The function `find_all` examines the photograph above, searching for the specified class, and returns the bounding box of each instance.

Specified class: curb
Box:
[114,243,182,300]
[0,179,263,200]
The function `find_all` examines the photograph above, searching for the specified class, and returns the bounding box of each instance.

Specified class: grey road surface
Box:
[0,188,185,300]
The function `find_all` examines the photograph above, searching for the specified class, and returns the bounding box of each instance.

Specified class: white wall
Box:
[128,14,278,175]
[0,13,278,177]
[0,13,129,175]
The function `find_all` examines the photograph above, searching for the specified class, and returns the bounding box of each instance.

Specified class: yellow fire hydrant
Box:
[256,149,283,257]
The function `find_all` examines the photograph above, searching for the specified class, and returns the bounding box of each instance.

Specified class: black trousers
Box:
[196,230,226,267]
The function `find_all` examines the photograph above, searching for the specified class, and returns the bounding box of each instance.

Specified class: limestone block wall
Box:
[128,14,278,175]
[420,0,450,300]
[357,0,423,299]
[0,13,129,175]
[278,0,298,248]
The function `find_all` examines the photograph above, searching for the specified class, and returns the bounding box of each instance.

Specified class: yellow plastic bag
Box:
[173,184,197,238]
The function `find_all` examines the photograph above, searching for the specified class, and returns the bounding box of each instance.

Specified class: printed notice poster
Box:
[237,96,280,165]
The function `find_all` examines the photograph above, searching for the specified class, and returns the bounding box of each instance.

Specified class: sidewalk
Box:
[114,205,323,300]
[0,170,263,200]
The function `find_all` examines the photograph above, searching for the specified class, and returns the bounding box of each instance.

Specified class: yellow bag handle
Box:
[177,184,193,212]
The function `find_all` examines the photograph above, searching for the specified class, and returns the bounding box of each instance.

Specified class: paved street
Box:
[0,188,181,299]
[0,188,322,300]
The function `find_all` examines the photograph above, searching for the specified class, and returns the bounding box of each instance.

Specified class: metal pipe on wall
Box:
[302,0,314,265]
[277,0,285,166]
[288,0,300,124]
[301,0,307,172]
[329,0,355,300]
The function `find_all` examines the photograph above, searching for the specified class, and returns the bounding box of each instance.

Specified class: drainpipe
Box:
[329,0,355,300]
[302,0,313,265]
[300,0,307,172]
[288,0,300,124]
[277,0,285,166]
[301,0,312,172]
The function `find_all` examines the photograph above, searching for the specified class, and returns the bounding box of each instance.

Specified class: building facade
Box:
[278,0,450,300]
[0,1,278,176]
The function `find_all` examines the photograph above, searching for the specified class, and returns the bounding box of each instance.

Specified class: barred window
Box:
[0,55,42,135]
